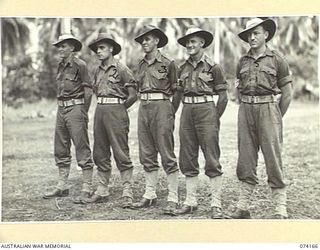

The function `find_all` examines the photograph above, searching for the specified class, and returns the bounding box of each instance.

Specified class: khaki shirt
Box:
[137,50,178,96]
[56,55,90,100]
[179,54,228,96]
[236,46,292,96]
[93,58,137,99]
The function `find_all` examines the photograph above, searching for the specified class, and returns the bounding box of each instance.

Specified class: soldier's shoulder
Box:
[115,60,125,69]
[73,57,87,67]
[203,55,216,67]
[237,54,249,67]
[161,53,175,64]
[270,49,290,66]
[179,60,188,69]
[116,60,132,72]
[271,49,284,56]
[270,49,286,59]
[238,54,248,61]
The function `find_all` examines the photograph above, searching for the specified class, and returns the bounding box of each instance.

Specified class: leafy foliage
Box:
[1,16,319,106]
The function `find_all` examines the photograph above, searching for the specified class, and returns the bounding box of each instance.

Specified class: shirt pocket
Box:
[198,72,214,92]
[136,71,145,90]
[64,72,80,91]
[259,65,277,88]
[179,72,189,88]
[150,70,168,89]
[108,77,125,96]
[239,66,250,82]
[198,72,213,83]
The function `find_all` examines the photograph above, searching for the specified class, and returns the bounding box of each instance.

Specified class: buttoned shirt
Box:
[93,58,137,99]
[179,54,228,96]
[136,50,178,96]
[56,55,90,100]
[236,46,292,96]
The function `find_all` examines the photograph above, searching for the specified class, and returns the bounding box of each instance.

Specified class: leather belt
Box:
[140,92,169,101]
[97,97,125,104]
[183,95,214,104]
[58,98,84,107]
[241,95,278,104]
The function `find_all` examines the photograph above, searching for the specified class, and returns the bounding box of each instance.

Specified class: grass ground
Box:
[1,98,319,221]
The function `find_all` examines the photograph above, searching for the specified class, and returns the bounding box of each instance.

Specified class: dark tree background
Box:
[1,16,319,107]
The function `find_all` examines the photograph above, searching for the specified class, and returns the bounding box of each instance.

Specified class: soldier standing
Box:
[173,27,228,218]
[232,18,293,219]
[132,25,180,214]
[43,34,94,203]
[84,32,137,208]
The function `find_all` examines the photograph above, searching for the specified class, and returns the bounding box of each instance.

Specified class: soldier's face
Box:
[57,41,74,59]
[141,34,159,53]
[247,25,268,49]
[186,36,204,56]
[96,42,113,61]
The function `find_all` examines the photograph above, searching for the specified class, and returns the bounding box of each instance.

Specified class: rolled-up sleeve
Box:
[121,65,137,90]
[277,56,292,88]
[79,62,92,88]
[168,61,179,91]
[212,64,228,91]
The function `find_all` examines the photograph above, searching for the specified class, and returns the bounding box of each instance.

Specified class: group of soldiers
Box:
[43,17,293,220]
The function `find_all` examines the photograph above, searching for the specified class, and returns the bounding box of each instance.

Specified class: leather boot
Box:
[163,171,179,214]
[43,166,70,199]
[133,171,158,208]
[231,181,255,219]
[120,168,134,208]
[81,168,93,194]
[73,168,94,204]
[84,170,110,203]
[173,176,198,215]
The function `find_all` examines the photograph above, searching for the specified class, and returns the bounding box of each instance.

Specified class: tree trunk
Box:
[214,18,220,64]
[61,18,72,34]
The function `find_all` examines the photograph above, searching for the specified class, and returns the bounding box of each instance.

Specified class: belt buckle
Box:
[251,96,258,103]
[145,93,149,100]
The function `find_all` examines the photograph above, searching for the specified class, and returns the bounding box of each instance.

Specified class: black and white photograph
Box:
[1,15,319,225]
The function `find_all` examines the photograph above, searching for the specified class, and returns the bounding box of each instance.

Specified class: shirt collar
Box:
[246,46,273,58]
[59,54,75,68]
[99,57,117,72]
[140,50,163,65]
[187,53,210,67]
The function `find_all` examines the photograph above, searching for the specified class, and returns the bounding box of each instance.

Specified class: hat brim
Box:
[238,19,276,43]
[88,38,121,55]
[178,31,214,48]
[135,29,168,48]
[52,38,82,52]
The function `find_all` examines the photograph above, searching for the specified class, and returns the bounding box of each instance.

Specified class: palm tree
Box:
[1,17,30,58]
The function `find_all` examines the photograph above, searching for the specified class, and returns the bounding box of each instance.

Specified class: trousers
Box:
[179,102,222,178]
[138,100,178,174]
[237,102,286,188]
[93,104,133,172]
[54,104,93,170]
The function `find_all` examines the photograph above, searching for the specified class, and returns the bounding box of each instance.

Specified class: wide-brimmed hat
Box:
[178,26,213,48]
[88,33,121,55]
[134,25,168,48]
[52,33,82,52]
[238,18,276,43]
